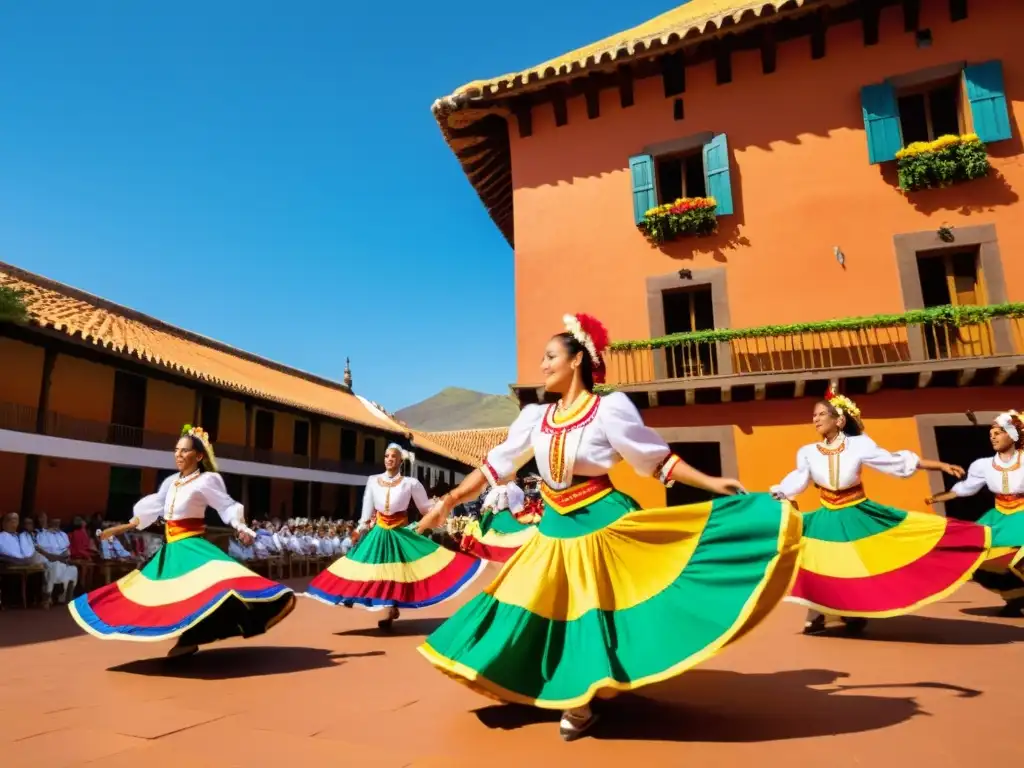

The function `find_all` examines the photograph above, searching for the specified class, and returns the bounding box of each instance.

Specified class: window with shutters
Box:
[629,133,734,231]
[861,60,1012,165]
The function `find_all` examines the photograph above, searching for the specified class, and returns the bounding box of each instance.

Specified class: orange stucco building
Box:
[433,0,1024,516]
[0,263,478,522]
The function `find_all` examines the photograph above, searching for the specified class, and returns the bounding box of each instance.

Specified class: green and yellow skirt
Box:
[460,505,541,563]
[70,520,295,644]
[419,477,803,710]
[789,486,990,617]
[304,511,485,609]
[971,495,1024,602]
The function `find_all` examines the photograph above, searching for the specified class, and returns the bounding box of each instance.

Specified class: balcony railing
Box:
[0,402,377,476]
[605,303,1024,386]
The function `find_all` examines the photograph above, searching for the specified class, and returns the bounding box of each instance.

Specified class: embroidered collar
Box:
[992,450,1022,472]
[541,393,600,434]
[816,434,847,456]
[377,474,404,488]
[174,469,202,487]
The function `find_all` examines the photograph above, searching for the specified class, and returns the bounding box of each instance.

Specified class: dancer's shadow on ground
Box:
[827,615,1024,645]
[110,647,383,679]
[959,605,1021,619]
[476,668,980,742]
[334,617,446,638]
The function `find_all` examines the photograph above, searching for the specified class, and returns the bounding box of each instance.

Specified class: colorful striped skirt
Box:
[789,496,990,617]
[303,513,485,610]
[971,504,1024,602]
[419,480,803,710]
[69,533,295,644]
[460,509,539,563]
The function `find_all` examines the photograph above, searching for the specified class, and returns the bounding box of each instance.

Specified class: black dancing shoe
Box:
[803,615,828,635]
[841,617,869,635]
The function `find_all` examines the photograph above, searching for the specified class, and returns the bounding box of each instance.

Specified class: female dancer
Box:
[459,480,542,563]
[416,313,803,741]
[926,410,1024,616]
[69,426,295,658]
[771,387,988,635]
[303,444,484,631]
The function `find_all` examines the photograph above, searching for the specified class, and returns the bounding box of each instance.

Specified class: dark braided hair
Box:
[552,331,595,391]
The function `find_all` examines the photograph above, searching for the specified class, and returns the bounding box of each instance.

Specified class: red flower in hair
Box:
[573,313,609,383]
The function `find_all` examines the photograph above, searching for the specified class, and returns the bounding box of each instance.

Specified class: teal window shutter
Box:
[860,83,902,164]
[629,154,656,225]
[702,133,734,216]
[964,61,1013,143]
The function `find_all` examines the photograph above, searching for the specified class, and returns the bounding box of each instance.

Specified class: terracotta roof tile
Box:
[0,262,406,435]
[431,0,819,244]
[416,427,509,467]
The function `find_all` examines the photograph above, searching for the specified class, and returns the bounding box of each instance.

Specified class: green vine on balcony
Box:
[0,285,29,324]
[609,303,1024,351]
[896,134,990,192]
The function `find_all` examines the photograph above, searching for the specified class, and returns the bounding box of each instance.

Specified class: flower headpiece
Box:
[386,442,411,462]
[996,410,1022,443]
[181,424,218,471]
[824,382,863,427]
[563,313,610,384]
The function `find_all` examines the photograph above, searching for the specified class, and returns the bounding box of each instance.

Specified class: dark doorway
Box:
[293,420,310,457]
[666,442,723,507]
[249,476,271,519]
[200,396,221,442]
[661,286,717,378]
[110,372,147,446]
[292,481,309,518]
[934,426,993,522]
[106,466,142,522]
[254,411,274,452]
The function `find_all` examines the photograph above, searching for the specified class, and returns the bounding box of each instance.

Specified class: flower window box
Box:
[896,133,990,192]
[637,197,717,245]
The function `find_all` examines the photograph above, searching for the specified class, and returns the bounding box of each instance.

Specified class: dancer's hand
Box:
[238,531,253,546]
[924,496,936,506]
[99,527,118,541]
[708,477,746,496]
[771,490,788,501]
[940,463,965,479]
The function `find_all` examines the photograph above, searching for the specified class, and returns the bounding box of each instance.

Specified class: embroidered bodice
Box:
[481,392,672,491]
[771,434,920,499]
[952,452,1024,497]
[133,470,246,531]
[358,474,433,530]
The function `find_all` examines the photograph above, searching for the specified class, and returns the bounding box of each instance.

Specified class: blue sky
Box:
[0,1,680,409]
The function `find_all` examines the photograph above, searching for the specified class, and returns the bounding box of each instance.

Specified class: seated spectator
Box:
[33,513,79,604]
[69,517,98,559]
[0,512,35,565]
[228,531,255,561]
[99,526,135,561]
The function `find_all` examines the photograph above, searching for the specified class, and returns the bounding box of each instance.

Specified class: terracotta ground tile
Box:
[102,700,226,739]
[3,727,147,767]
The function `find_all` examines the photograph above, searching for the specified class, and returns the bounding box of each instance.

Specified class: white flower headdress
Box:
[996,410,1021,443]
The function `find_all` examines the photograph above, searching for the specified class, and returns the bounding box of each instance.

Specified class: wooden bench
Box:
[0,563,46,608]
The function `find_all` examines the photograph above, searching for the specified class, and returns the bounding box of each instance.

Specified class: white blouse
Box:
[951,452,1024,497]
[358,474,433,530]
[771,434,920,499]
[133,470,251,534]
[482,392,672,491]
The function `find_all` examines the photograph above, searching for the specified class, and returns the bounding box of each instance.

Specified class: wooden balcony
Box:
[604,304,1024,387]
[0,402,377,476]
[514,304,1024,407]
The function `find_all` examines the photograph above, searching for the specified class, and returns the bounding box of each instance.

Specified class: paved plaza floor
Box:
[2,566,1021,767]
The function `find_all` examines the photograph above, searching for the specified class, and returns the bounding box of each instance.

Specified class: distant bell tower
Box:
[342,357,353,392]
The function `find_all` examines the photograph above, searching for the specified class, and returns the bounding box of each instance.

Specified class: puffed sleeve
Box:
[770,447,812,499]
[409,479,434,515]
[200,473,250,532]
[132,475,174,530]
[481,404,543,486]
[357,478,375,531]
[951,458,989,497]
[858,435,920,478]
[600,392,678,484]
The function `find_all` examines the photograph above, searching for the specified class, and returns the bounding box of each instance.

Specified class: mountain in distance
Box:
[396,387,520,431]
